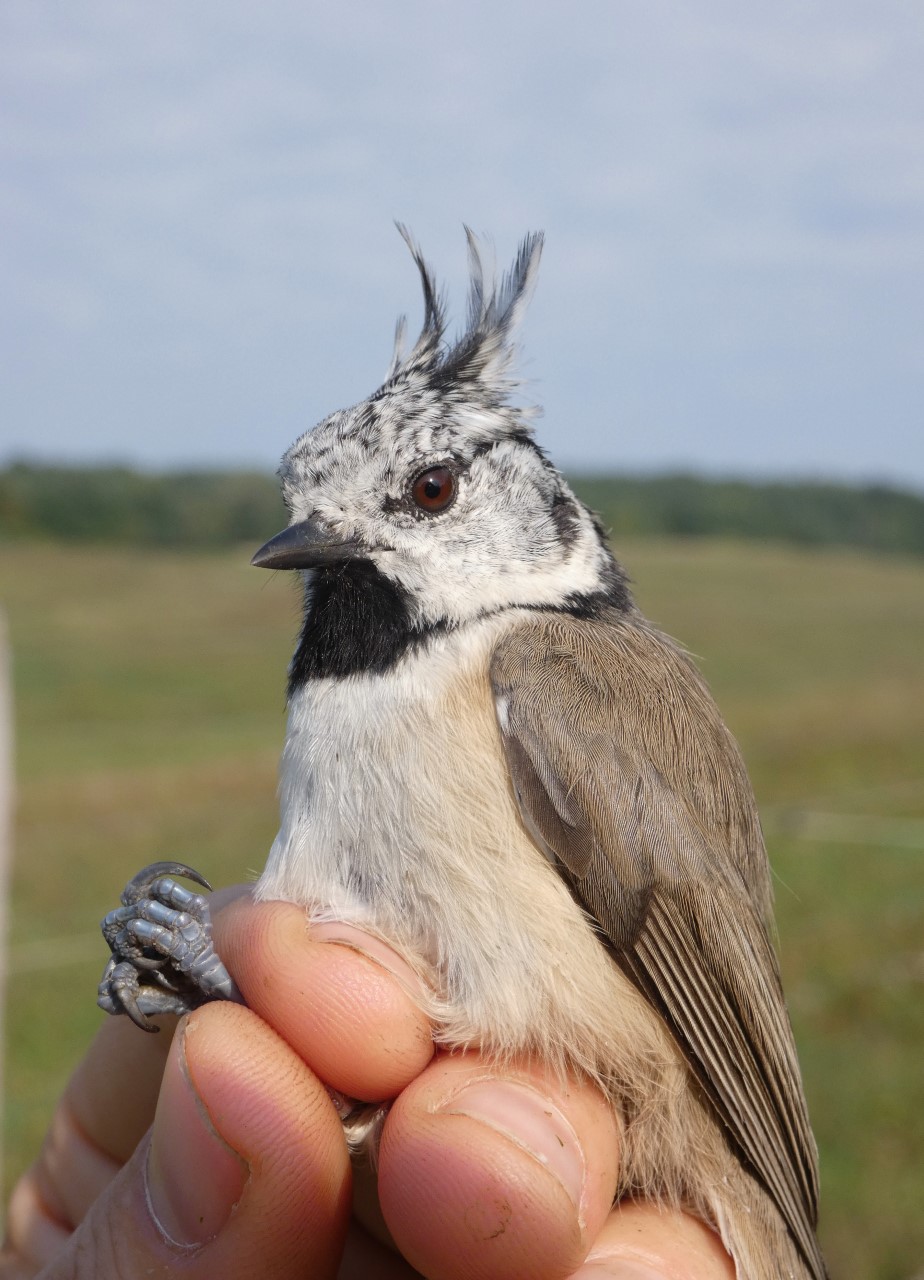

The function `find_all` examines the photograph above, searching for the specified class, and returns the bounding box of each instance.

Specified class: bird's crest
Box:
[383,225,544,410]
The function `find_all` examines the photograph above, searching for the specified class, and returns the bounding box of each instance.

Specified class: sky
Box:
[2,1,923,487]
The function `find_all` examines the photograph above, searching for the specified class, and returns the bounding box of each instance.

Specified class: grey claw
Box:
[98,958,158,1032]
[123,994,157,1034]
[121,861,212,907]
[99,861,242,1029]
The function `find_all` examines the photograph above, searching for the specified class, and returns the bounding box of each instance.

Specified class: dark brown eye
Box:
[410,466,456,513]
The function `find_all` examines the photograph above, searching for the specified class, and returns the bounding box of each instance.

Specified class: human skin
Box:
[2,890,735,1280]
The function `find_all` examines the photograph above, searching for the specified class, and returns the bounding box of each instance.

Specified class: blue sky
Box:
[2,1,923,486]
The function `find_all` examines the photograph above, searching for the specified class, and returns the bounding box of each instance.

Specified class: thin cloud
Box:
[1,0,922,483]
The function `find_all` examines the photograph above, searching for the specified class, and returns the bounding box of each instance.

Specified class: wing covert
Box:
[491,610,824,1278]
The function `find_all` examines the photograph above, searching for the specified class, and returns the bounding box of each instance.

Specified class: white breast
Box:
[256,611,648,1068]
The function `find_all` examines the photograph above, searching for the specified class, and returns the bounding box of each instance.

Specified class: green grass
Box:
[2,539,923,1277]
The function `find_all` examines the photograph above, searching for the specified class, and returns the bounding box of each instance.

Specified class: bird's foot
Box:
[98,860,242,1032]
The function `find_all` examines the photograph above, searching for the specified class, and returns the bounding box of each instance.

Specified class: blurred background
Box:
[1,2,923,1275]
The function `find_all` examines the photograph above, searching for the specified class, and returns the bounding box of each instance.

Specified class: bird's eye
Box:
[410,466,456,513]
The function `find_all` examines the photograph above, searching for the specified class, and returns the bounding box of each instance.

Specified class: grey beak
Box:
[251,519,365,570]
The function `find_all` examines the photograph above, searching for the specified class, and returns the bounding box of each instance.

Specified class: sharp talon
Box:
[151,969,180,992]
[123,993,158,1034]
[132,1011,159,1034]
[121,861,213,906]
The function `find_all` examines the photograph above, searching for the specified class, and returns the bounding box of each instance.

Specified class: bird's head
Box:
[253,229,628,683]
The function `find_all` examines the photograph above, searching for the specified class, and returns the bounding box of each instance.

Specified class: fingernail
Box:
[437,1079,586,1214]
[311,921,427,996]
[146,1024,248,1248]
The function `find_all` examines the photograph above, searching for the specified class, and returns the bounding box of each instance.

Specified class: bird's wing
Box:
[491,609,824,1278]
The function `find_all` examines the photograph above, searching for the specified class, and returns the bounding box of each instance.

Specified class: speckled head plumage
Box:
[260,229,629,682]
[278,226,545,511]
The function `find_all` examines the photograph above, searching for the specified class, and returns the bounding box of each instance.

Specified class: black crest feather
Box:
[385,225,544,404]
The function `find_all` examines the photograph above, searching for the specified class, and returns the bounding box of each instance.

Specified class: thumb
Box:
[19,1004,352,1279]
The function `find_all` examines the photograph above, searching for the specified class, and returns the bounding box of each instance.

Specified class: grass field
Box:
[2,538,923,1277]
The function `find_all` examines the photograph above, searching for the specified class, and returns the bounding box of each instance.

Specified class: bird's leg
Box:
[98,861,243,1033]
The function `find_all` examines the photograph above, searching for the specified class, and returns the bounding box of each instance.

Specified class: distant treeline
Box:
[572,473,924,556]
[2,462,923,556]
[0,464,287,548]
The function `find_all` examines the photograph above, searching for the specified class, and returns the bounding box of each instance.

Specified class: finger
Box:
[3,1008,180,1255]
[45,879,253,1185]
[376,1051,620,1280]
[20,885,254,1232]
[573,1201,735,1278]
[67,1013,177,1163]
[8,1001,352,1279]
[215,896,434,1100]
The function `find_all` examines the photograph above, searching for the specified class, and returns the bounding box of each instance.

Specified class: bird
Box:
[99,228,826,1279]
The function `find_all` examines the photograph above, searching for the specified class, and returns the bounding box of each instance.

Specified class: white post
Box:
[0,611,12,1206]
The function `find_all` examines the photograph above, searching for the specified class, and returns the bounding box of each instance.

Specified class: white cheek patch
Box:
[380,508,610,630]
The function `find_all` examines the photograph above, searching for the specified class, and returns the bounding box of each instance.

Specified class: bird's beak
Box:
[251,519,366,570]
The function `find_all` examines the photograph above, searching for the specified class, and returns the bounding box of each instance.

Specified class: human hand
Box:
[2,891,734,1279]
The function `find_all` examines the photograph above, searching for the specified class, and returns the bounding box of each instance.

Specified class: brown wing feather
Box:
[491,609,824,1279]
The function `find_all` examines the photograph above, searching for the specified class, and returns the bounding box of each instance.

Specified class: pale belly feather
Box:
[255,613,643,1062]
